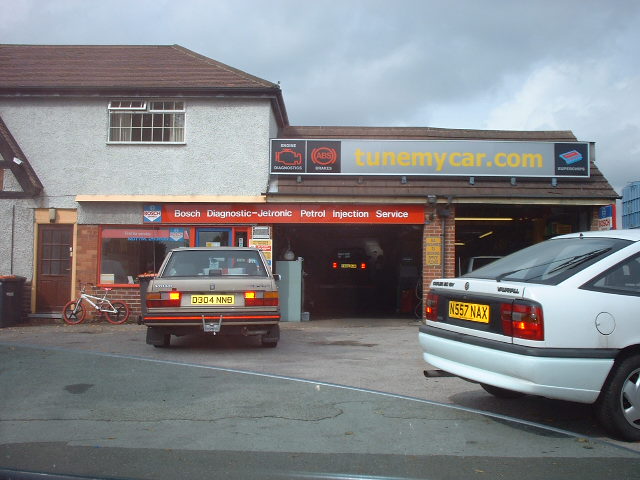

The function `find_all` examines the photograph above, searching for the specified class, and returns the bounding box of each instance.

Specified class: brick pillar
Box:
[75,225,99,296]
[590,206,600,231]
[422,204,456,289]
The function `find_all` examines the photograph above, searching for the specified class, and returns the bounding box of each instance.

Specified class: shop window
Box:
[100,226,190,285]
[108,101,185,144]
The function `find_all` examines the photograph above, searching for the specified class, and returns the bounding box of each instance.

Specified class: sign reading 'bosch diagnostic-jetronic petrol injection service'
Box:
[270,139,590,178]
[143,204,426,224]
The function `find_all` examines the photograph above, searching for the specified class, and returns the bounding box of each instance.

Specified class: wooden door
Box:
[36,224,73,312]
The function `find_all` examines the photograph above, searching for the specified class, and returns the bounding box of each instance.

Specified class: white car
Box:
[419,229,640,441]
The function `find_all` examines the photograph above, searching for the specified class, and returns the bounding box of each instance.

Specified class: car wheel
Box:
[595,354,640,441]
[153,334,171,348]
[260,339,278,348]
[146,327,171,348]
[480,383,526,399]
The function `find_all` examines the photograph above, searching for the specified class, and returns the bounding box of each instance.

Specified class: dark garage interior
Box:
[274,224,423,318]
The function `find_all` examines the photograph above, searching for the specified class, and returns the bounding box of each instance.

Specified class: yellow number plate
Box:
[341,263,358,269]
[191,295,235,305]
[448,301,490,323]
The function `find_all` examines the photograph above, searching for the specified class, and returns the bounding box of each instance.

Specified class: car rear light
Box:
[146,290,182,308]
[424,293,439,321]
[332,262,338,269]
[501,301,544,341]
[360,262,367,270]
[244,291,279,307]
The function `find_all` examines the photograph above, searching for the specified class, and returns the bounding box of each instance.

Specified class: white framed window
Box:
[108,100,185,144]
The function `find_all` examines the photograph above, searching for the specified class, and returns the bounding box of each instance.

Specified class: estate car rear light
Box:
[332,262,339,269]
[424,293,440,322]
[500,301,544,341]
[360,262,367,270]
[146,290,182,308]
[244,291,279,307]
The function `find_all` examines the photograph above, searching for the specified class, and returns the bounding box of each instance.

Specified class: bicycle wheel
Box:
[62,299,86,325]
[103,301,130,325]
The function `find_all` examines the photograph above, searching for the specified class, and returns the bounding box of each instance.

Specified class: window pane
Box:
[101,227,190,283]
[108,102,185,143]
[141,128,152,142]
[592,255,640,295]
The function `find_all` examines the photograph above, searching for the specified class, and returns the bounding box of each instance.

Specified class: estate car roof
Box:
[555,229,640,242]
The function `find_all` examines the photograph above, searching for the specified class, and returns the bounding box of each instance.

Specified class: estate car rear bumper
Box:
[419,324,616,404]
[143,312,280,327]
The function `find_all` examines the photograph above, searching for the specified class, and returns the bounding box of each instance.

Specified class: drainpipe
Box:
[10,204,15,274]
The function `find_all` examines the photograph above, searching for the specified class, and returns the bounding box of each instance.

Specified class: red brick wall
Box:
[75,225,142,322]
[421,205,456,318]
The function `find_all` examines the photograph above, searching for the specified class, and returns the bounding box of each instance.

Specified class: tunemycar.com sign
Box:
[270,139,590,178]
[143,204,426,225]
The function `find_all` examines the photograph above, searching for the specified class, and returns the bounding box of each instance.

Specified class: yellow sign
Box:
[425,237,441,266]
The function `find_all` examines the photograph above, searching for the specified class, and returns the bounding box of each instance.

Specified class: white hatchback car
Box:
[419,229,640,441]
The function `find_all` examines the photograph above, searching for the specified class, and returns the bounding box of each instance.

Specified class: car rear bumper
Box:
[143,312,280,327]
[419,325,615,404]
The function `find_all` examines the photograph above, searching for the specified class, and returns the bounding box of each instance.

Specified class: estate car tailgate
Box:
[147,277,277,311]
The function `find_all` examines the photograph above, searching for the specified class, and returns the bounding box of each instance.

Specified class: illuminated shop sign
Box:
[270,139,590,178]
[143,204,426,225]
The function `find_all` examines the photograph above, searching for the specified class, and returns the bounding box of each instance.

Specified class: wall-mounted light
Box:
[48,208,56,223]
[13,157,23,166]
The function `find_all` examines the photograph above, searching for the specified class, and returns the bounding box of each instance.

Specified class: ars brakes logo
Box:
[307,141,341,173]
[311,147,337,166]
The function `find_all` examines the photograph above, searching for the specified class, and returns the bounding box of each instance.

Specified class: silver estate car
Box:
[420,230,640,441]
[141,247,280,348]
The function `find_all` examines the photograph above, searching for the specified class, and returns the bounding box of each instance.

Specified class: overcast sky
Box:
[1,0,638,195]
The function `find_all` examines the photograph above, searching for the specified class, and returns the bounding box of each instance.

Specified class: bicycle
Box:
[62,283,130,325]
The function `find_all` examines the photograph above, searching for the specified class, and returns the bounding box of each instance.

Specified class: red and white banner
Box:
[150,204,426,225]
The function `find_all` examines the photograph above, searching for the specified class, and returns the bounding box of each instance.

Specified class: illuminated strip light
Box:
[455,217,514,221]
[478,231,494,239]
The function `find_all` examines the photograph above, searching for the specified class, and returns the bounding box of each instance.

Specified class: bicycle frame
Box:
[63,283,130,326]
[77,291,118,314]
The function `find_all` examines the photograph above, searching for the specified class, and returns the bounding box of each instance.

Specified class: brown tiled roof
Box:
[0,44,289,126]
[0,114,42,197]
[271,126,619,203]
[0,44,277,90]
